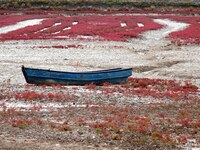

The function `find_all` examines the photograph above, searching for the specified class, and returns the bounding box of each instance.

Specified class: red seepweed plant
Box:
[0,77,199,148]
[0,13,163,41]
[1,12,199,45]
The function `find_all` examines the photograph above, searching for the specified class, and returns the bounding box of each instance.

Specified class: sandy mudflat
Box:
[0,14,200,150]
[0,18,199,87]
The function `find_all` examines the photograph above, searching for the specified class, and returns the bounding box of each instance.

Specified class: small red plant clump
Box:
[177,119,192,127]
[178,135,192,143]
[89,122,107,129]
[192,119,200,128]
[15,91,45,101]
[59,121,72,131]
[11,119,32,129]
[74,118,87,126]
[48,120,72,131]
[84,83,96,89]
[37,44,83,49]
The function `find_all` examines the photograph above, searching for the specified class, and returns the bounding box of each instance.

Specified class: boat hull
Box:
[22,66,132,85]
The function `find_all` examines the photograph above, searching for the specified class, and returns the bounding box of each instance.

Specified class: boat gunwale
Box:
[22,66,133,75]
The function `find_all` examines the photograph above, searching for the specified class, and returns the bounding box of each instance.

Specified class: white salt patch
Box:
[76,35,103,40]
[72,21,78,25]
[52,26,71,35]
[0,19,44,34]
[63,26,71,30]
[54,36,69,38]
[88,22,107,25]
[131,18,190,53]
[77,35,93,39]
[137,22,144,27]
[120,22,127,27]
[35,22,61,34]
[52,22,61,27]
[35,27,48,33]
[39,27,48,32]
[51,31,61,35]
[153,19,189,37]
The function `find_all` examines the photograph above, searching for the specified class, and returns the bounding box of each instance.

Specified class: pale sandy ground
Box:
[0,18,199,87]
[0,17,199,111]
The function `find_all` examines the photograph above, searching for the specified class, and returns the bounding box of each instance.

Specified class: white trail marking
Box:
[153,19,189,39]
[137,22,144,27]
[132,19,189,50]
[120,22,127,27]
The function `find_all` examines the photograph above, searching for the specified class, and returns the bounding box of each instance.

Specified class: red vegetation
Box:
[108,77,199,101]
[0,12,199,44]
[165,16,200,45]
[0,77,199,147]
[37,44,83,49]
[0,14,46,28]
[0,13,163,41]
[11,119,32,129]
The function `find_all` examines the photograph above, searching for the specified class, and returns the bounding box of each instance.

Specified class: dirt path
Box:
[131,18,200,86]
[132,18,189,50]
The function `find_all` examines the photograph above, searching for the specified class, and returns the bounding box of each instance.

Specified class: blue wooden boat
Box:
[22,66,132,85]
